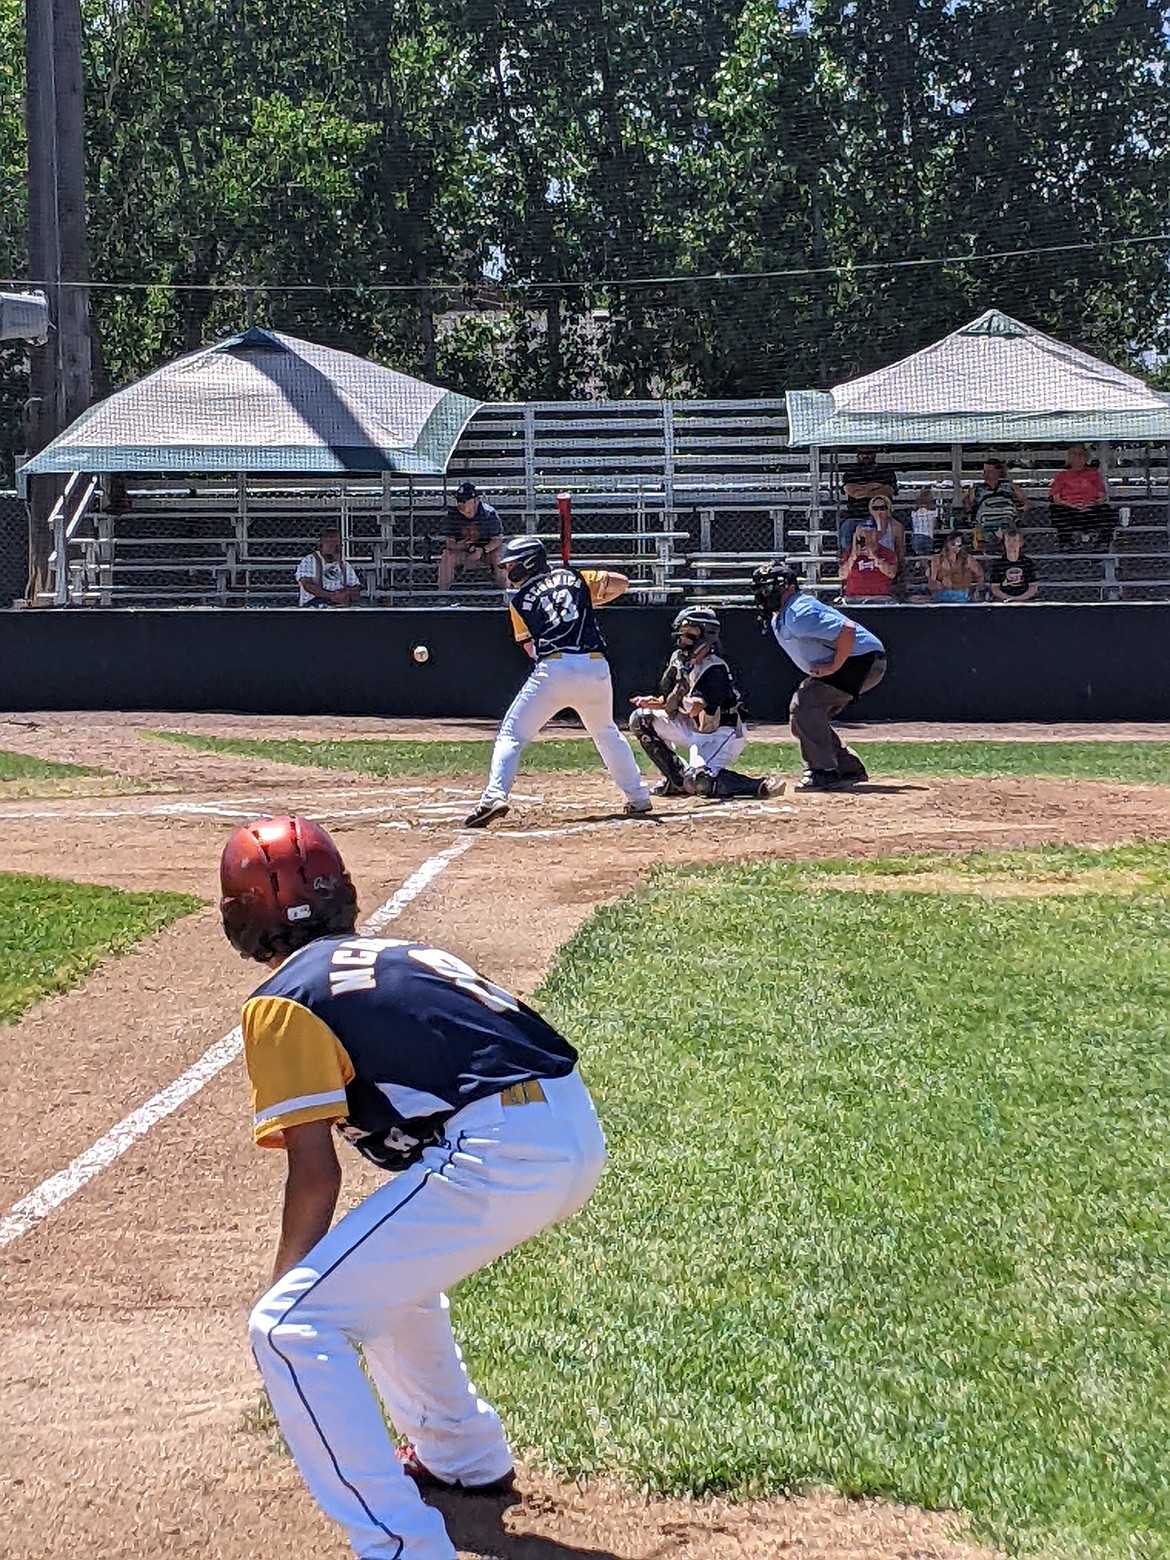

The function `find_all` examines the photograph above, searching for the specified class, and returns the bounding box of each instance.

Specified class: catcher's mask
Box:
[219,815,358,964]
[671,606,721,655]
[751,560,802,617]
[501,536,549,586]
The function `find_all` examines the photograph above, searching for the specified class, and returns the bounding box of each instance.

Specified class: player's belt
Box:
[544,651,605,661]
[500,1079,547,1107]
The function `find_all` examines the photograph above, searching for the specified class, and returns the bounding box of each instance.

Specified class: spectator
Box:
[907,487,939,556]
[438,481,507,591]
[927,530,983,602]
[963,458,1029,547]
[865,495,905,573]
[1048,444,1114,552]
[989,526,1039,604]
[841,520,897,603]
[838,448,898,551]
[296,526,361,608]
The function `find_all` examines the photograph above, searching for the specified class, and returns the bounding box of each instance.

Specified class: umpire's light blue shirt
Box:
[771,593,885,674]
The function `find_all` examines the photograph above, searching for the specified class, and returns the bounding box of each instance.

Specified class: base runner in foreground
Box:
[752,559,888,791]
[221,816,607,1560]
[465,535,652,827]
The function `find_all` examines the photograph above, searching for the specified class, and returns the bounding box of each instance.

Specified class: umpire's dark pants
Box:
[790,655,887,774]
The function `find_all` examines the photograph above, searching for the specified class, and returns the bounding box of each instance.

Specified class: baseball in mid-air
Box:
[411,643,430,664]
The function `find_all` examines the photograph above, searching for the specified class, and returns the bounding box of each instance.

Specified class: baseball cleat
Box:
[651,779,687,797]
[839,765,869,785]
[623,798,654,817]
[463,799,510,828]
[396,1443,516,1495]
[759,776,786,798]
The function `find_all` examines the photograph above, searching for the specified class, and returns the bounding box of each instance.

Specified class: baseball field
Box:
[1,711,1167,1560]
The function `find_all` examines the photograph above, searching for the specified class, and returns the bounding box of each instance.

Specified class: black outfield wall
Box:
[0,603,1165,722]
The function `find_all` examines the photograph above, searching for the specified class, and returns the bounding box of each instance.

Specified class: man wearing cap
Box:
[438,481,508,591]
[751,559,888,791]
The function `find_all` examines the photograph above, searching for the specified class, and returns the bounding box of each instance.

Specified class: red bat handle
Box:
[556,492,572,565]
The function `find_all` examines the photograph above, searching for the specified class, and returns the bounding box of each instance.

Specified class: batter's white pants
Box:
[249,1072,606,1560]
[483,653,649,806]
[642,711,747,774]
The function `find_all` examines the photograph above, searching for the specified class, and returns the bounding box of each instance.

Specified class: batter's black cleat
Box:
[623,798,654,817]
[396,1443,516,1495]
[463,798,510,828]
[839,765,869,785]
[794,767,846,792]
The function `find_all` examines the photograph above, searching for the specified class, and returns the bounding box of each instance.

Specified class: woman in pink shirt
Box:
[1048,445,1114,552]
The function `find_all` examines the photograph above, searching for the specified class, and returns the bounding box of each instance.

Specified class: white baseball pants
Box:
[249,1071,607,1560]
[483,653,649,806]
[642,711,746,774]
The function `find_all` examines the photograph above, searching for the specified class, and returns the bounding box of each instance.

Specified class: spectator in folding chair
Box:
[1048,445,1115,552]
[438,482,508,591]
[296,527,361,608]
[963,458,1029,548]
[927,530,984,602]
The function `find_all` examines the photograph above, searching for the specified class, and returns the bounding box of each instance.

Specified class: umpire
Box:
[752,560,888,791]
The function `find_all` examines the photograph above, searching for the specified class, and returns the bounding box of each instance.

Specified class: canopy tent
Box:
[0,291,49,343]
[17,326,481,492]
[786,309,1170,448]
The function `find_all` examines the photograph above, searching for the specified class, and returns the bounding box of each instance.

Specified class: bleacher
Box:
[37,401,1170,608]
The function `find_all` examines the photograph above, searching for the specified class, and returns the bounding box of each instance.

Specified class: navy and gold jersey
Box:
[241,936,577,1164]
[508,567,611,659]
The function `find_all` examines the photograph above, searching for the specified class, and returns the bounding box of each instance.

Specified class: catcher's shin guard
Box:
[629,709,686,789]
[712,767,768,799]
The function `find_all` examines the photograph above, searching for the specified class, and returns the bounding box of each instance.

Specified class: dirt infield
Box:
[3,715,1170,1560]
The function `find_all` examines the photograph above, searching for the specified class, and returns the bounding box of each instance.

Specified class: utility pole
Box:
[24,0,92,601]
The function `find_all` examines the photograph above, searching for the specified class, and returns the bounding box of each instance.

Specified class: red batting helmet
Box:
[219,815,358,963]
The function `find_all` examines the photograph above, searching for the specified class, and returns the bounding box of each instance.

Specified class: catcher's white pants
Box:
[483,652,649,805]
[249,1071,606,1560]
[644,711,746,774]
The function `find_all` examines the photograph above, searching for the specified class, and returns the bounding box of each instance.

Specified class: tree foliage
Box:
[0,0,1166,473]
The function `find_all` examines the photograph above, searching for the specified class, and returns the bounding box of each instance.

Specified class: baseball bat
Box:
[556,492,572,565]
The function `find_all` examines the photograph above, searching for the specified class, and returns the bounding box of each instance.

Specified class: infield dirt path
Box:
[2,716,1168,1560]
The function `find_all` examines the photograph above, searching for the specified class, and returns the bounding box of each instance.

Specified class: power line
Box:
[2,231,1169,297]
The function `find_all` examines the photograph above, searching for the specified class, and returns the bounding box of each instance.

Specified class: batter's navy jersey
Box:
[242,936,577,1165]
[508,567,611,659]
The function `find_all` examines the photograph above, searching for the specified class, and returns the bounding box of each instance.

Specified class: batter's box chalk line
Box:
[0,834,477,1251]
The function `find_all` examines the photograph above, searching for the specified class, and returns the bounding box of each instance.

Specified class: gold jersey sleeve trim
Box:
[508,604,530,643]
[242,994,355,1149]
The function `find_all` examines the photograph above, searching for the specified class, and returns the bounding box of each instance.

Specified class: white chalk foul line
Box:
[0,834,476,1252]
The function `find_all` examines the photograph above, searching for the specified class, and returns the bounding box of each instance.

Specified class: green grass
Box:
[0,749,98,782]
[451,843,1170,1559]
[0,872,200,1023]
[152,730,1170,785]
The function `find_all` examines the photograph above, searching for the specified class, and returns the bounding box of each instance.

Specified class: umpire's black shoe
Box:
[651,779,687,797]
[463,798,509,828]
[794,767,845,792]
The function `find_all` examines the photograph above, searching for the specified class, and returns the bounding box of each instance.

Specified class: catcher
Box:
[629,606,774,798]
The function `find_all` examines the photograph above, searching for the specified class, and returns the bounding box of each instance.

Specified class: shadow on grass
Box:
[429,1488,626,1560]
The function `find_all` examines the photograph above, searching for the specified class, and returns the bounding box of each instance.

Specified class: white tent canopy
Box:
[17,327,481,492]
[786,309,1170,447]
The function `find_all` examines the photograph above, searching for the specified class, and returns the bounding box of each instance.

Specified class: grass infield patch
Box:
[0,872,200,1023]
[453,844,1170,1559]
[0,747,119,798]
[152,731,1170,787]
